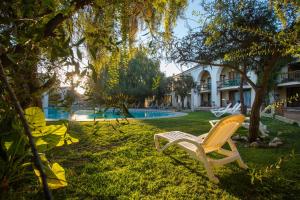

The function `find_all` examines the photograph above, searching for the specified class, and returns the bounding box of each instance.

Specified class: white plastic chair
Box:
[154,114,248,183]
[210,103,232,117]
[228,103,241,115]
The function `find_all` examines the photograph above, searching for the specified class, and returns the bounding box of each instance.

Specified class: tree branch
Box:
[43,0,92,37]
[0,60,52,200]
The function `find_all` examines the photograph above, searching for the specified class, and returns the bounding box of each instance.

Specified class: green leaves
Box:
[34,154,67,189]
[24,107,47,131]
[56,133,79,146]
[24,107,79,189]
[171,75,195,101]
[34,134,62,152]
[24,107,79,150]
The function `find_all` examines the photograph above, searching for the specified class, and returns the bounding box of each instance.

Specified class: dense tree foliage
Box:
[171,0,299,142]
[119,51,164,104]
[0,0,187,198]
[170,75,195,109]
[86,50,167,108]
[0,0,187,107]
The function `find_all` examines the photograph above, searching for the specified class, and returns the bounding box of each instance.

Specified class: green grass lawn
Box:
[23,112,300,199]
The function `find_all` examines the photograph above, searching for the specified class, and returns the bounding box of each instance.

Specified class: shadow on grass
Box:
[42,112,300,199]
[218,167,300,200]
[166,153,209,180]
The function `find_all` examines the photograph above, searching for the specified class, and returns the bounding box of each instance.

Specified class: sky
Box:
[160,0,203,77]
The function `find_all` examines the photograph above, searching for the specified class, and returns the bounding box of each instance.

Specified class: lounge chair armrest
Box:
[210,108,223,112]
[156,136,202,152]
[183,137,203,146]
[209,120,220,127]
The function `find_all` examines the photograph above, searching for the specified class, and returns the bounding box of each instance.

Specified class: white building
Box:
[170,63,300,110]
[42,86,75,108]
[272,62,300,108]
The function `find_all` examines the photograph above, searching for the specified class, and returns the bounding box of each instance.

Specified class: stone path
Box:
[284,110,300,122]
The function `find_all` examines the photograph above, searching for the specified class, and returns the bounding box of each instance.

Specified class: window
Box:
[228,71,235,79]
[220,75,225,81]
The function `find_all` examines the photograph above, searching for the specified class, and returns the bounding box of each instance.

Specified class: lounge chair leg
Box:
[236,157,248,169]
[203,159,219,183]
[197,149,219,183]
[227,138,248,169]
[154,135,161,151]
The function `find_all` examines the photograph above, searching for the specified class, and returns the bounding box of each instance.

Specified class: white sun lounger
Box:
[210,103,232,117]
[228,103,241,115]
[212,103,241,117]
[154,114,248,183]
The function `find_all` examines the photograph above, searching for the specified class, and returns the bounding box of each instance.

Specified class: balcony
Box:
[277,70,300,84]
[196,83,211,92]
[217,78,248,89]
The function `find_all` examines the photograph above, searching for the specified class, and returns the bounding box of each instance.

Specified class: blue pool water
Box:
[44,107,69,120]
[44,107,184,121]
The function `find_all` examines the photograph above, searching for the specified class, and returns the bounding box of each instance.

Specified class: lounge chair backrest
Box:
[202,114,245,152]
[25,107,46,129]
[231,103,241,112]
[225,103,232,110]
[231,103,239,110]
[235,103,241,110]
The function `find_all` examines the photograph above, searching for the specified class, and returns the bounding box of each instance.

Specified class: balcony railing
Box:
[217,78,248,88]
[278,70,300,84]
[196,83,211,92]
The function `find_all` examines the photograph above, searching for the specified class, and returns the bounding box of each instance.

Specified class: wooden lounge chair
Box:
[154,114,248,183]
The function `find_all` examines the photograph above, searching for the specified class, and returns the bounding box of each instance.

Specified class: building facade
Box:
[271,63,300,108]
[170,63,300,110]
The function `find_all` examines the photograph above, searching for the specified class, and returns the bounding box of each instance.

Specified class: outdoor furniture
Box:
[158,103,165,109]
[134,102,141,109]
[154,114,248,183]
[210,103,232,117]
[228,103,241,115]
[148,102,154,108]
[210,103,232,112]
[213,102,241,117]
[209,117,269,138]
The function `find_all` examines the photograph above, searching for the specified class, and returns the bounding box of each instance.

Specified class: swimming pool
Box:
[44,107,186,121]
[44,107,69,120]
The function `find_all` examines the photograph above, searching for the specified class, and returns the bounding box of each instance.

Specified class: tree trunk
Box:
[248,87,265,142]
[239,78,245,114]
[239,67,246,115]
[248,56,277,142]
[181,96,185,109]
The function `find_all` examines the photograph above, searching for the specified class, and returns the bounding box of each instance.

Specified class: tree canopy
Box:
[0,0,188,197]
[0,0,187,107]
[170,0,299,141]
[170,74,195,109]
[87,49,167,107]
